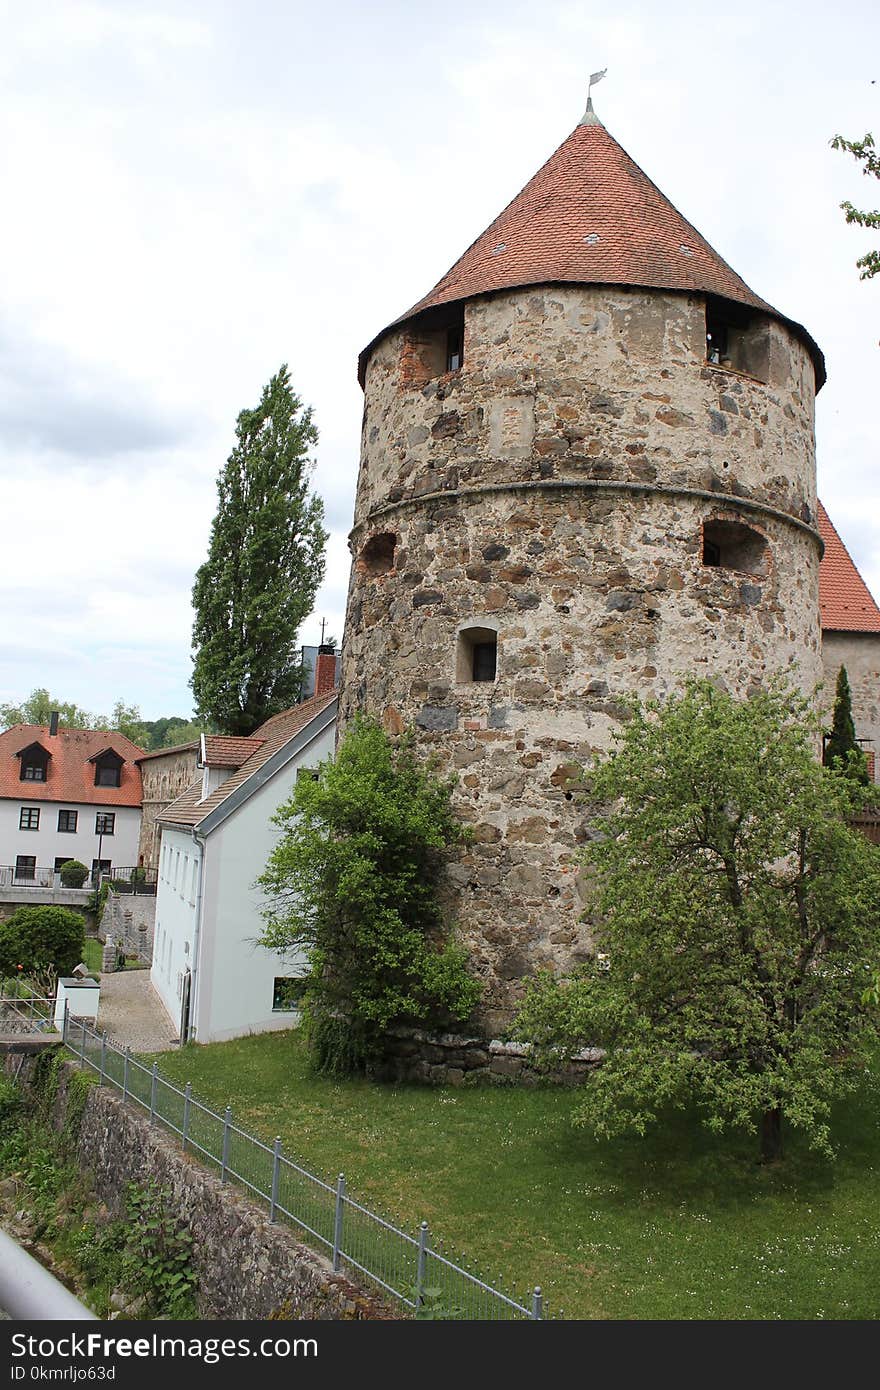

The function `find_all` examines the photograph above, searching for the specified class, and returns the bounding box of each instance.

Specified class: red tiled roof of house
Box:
[818,502,880,633]
[0,725,145,806]
[159,692,337,829]
[202,735,264,769]
[359,111,824,389]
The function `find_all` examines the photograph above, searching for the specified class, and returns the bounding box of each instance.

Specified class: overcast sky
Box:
[1,0,877,721]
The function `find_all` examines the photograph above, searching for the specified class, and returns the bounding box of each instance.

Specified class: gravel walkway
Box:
[95,970,179,1054]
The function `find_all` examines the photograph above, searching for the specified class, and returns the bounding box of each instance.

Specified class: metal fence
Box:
[99,867,159,896]
[55,1005,544,1321]
[0,980,54,1028]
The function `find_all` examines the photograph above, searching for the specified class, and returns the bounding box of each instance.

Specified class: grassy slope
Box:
[150,1029,880,1320]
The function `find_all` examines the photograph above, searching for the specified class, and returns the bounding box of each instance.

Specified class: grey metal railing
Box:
[56,1004,545,1321]
[0,1228,96,1320]
[0,980,55,1029]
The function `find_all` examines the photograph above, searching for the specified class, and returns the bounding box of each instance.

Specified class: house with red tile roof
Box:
[818,503,880,780]
[0,716,145,886]
[150,678,337,1044]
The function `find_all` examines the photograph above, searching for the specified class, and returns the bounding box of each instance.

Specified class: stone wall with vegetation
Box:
[342,283,823,1030]
[8,1055,391,1320]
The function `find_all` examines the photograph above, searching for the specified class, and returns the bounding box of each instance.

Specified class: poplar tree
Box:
[191,366,327,736]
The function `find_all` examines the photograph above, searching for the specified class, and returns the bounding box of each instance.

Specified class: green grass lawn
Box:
[149,1029,880,1320]
[82,938,103,972]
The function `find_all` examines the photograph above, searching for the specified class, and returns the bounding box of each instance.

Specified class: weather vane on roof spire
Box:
[580,68,607,125]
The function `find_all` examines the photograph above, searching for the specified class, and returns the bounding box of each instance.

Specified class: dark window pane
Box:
[472,640,497,682]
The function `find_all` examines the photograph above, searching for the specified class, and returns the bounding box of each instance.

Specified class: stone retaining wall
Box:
[376,1025,601,1086]
[8,1056,393,1321]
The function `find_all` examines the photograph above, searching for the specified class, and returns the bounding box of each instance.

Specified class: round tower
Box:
[340,99,826,1032]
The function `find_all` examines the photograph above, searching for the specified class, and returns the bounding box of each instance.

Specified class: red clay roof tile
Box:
[0,726,145,806]
[818,502,880,633]
[159,692,337,829]
[359,115,824,388]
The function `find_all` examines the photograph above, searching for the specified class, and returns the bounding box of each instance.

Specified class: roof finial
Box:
[580,67,607,125]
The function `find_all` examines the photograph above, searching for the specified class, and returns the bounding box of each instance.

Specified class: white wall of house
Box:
[0,799,141,876]
[192,718,335,1044]
[150,825,201,1036]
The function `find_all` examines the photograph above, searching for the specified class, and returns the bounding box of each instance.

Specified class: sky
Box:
[0,0,877,721]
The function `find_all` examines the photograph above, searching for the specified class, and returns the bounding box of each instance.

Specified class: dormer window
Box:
[18,742,49,783]
[90,748,125,789]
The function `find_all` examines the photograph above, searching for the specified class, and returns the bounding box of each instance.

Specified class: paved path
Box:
[95,970,179,1054]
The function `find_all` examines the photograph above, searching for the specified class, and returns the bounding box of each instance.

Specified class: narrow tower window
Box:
[457,627,498,684]
[702,519,769,575]
[705,298,770,383]
[359,532,397,576]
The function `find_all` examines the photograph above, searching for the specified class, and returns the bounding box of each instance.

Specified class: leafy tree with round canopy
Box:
[0,906,86,979]
[514,678,880,1162]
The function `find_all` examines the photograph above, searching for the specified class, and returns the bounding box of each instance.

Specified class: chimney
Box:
[315,644,337,696]
[49,711,59,737]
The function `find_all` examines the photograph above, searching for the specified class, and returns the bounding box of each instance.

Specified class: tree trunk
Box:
[760,1107,782,1163]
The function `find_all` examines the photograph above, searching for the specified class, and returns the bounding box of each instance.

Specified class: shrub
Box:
[260,717,481,1074]
[0,905,86,978]
[59,860,89,888]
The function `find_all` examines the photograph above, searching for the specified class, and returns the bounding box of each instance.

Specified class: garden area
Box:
[152,1027,880,1320]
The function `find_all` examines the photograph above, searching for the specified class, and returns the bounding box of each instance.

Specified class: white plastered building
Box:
[151,688,337,1043]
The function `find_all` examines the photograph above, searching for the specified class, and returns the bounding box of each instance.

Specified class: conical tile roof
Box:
[359,109,824,387]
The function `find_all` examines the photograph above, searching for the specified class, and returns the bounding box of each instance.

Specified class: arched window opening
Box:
[359,532,397,577]
[702,519,769,576]
[457,627,498,684]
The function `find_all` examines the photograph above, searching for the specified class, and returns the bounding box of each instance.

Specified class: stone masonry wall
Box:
[342,285,822,1032]
[8,1055,392,1320]
[822,630,880,780]
[137,746,199,869]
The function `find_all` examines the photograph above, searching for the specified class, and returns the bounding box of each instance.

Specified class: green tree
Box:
[824,665,870,784]
[0,689,95,731]
[190,365,327,736]
[514,679,880,1162]
[259,717,481,1075]
[831,131,880,279]
[0,906,86,978]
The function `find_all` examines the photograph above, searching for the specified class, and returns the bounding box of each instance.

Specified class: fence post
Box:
[62,1000,69,1045]
[269,1137,282,1222]
[122,1048,130,1103]
[531,1286,543,1320]
[99,1033,107,1086]
[221,1107,231,1184]
[149,1062,158,1125]
[182,1083,192,1150]
[416,1221,429,1308]
[79,1017,86,1070]
[332,1173,346,1272]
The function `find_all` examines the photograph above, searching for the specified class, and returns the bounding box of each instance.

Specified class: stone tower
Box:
[340,99,826,1032]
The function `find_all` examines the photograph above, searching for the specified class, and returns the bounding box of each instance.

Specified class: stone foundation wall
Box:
[8,1056,392,1321]
[376,1026,601,1086]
